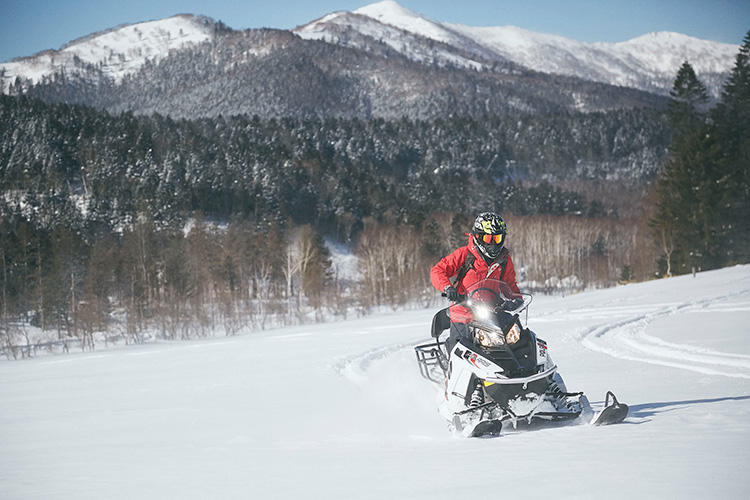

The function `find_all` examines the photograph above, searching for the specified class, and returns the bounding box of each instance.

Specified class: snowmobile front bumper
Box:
[483,365,558,386]
[482,365,558,410]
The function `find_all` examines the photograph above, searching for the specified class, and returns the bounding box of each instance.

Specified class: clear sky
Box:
[1,0,748,63]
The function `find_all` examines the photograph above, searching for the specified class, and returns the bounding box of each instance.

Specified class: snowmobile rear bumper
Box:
[414,340,448,383]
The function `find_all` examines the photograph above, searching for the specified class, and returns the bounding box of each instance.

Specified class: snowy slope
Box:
[448,25,738,94]
[297,0,738,96]
[295,11,490,71]
[0,14,215,92]
[1,265,749,499]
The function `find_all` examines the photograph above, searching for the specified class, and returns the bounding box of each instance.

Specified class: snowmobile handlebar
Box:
[441,291,467,302]
[442,292,522,312]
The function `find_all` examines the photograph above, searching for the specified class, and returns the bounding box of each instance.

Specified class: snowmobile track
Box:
[332,342,415,384]
[579,290,750,379]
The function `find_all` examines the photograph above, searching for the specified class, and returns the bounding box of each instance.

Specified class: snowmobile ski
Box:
[469,419,503,437]
[590,391,629,426]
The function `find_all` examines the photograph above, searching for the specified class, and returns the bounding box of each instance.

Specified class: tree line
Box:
[2,209,649,358]
[0,95,668,239]
[651,31,750,275]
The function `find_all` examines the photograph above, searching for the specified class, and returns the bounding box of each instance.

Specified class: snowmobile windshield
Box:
[448,278,531,325]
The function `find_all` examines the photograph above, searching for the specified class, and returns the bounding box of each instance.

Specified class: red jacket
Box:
[431,234,520,295]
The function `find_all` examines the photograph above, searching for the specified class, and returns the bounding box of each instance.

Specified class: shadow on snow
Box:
[626,395,750,420]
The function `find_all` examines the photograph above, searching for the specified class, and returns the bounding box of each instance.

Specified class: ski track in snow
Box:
[578,290,750,379]
[331,290,750,386]
[332,341,416,385]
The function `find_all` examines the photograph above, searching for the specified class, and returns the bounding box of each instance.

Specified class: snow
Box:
[300,1,739,96]
[325,239,360,282]
[436,22,737,93]
[353,0,461,47]
[1,265,750,499]
[0,15,213,91]
[295,11,485,71]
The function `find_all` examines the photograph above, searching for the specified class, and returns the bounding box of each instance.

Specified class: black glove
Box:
[502,297,524,311]
[443,286,459,302]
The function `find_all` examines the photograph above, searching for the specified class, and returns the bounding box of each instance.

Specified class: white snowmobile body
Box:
[416,278,627,437]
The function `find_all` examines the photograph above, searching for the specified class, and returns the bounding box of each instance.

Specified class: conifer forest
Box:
[1,31,748,357]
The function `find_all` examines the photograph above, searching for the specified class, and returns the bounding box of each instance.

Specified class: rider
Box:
[430,212,521,351]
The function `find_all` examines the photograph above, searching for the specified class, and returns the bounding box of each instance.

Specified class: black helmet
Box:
[472,212,507,261]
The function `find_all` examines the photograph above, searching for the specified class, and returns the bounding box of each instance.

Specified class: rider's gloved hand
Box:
[502,297,524,310]
[443,286,459,302]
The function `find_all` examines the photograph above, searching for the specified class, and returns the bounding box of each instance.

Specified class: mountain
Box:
[1,2,738,117]
[296,0,738,98]
[0,14,219,93]
[0,21,666,119]
[0,2,737,119]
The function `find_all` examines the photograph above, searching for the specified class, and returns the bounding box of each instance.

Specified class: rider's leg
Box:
[446,322,468,355]
[431,308,451,339]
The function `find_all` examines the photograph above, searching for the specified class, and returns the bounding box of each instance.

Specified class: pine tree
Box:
[667,61,709,137]
[653,62,714,274]
[711,30,750,264]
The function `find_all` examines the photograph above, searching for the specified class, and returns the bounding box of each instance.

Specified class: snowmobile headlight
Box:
[505,323,521,345]
[473,303,492,321]
[474,327,505,348]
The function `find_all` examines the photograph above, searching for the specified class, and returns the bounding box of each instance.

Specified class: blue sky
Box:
[1,0,748,63]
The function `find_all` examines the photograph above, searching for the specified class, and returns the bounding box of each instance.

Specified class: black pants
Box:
[431,308,468,355]
[431,308,451,339]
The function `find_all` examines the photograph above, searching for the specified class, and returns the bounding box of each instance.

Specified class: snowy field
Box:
[1,266,749,499]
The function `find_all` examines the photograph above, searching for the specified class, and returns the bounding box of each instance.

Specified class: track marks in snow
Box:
[579,292,750,379]
[332,342,415,385]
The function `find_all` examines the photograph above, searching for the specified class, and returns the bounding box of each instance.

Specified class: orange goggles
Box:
[478,233,504,245]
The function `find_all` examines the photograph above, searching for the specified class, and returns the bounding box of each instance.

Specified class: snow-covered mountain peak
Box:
[1,14,216,92]
[307,2,738,97]
[353,0,462,47]
[618,30,711,46]
[609,31,739,74]
[354,0,425,24]
[295,6,494,72]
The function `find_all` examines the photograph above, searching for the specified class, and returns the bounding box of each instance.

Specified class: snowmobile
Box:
[415,278,628,437]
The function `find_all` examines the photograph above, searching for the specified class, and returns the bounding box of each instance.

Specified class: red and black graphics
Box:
[454,346,490,369]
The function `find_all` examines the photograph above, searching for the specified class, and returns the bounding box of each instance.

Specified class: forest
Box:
[1,31,748,358]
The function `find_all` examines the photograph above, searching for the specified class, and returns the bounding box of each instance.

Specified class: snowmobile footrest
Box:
[454,401,498,416]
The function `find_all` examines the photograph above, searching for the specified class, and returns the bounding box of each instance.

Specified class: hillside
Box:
[0,94,669,233]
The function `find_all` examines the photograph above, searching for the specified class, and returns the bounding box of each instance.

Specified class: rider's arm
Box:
[430,247,468,292]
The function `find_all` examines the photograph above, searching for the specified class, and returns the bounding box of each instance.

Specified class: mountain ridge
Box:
[0,1,736,119]
[297,0,737,97]
[1,2,738,98]
[0,14,218,92]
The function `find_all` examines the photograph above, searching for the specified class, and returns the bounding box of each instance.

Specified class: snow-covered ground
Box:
[1,266,749,499]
